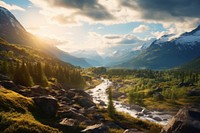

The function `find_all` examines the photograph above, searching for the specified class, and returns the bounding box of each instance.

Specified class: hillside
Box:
[0,6,91,68]
[0,86,60,133]
[180,56,200,71]
[0,38,85,89]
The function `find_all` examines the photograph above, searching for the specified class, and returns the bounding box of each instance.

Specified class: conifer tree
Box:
[13,62,33,86]
[107,87,115,118]
[36,62,48,86]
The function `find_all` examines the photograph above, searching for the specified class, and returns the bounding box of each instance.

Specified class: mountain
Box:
[104,49,141,66]
[51,47,91,68]
[0,6,91,68]
[119,26,200,69]
[70,50,103,66]
[180,56,200,71]
[0,6,38,46]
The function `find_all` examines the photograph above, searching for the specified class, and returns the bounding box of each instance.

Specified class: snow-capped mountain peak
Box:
[174,25,200,45]
[153,34,176,45]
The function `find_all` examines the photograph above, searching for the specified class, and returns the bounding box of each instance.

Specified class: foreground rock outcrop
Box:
[161,107,200,133]
[33,95,58,118]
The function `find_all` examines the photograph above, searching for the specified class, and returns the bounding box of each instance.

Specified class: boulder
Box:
[129,104,143,112]
[57,109,88,122]
[33,95,58,118]
[70,89,93,101]
[124,128,144,133]
[81,124,108,133]
[99,101,106,106]
[161,107,200,133]
[30,85,49,96]
[66,90,76,99]
[136,112,144,116]
[113,91,124,99]
[59,118,78,127]
[75,97,96,109]
[152,116,162,121]
[141,109,151,115]
[0,81,18,90]
[92,114,105,121]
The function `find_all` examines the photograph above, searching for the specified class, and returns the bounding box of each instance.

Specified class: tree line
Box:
[0,60,85,88]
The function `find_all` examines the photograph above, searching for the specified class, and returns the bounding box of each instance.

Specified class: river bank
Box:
[87,78,173,125]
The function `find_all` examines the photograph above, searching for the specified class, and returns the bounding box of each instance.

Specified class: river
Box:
[86,78,172,125]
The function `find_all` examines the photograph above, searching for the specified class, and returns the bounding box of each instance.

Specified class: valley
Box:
[0,2,200,133]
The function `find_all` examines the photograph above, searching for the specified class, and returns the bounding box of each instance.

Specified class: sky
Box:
[1,0,200,55]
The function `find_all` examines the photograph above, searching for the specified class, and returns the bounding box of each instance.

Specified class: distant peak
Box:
[0,6,12,15]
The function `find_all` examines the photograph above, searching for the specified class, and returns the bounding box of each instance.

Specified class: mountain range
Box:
[1,6,200,70]
[119,26,200,70]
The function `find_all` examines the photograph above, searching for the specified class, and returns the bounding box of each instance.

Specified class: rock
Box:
[129,104,143,112]
[152,116,162,121]
[81,124,108,133]
[0,74,9,81]
[141,109,151,115]
[120,95,126,99]
[70,89,93,101]
[124,128,144,133]
[75,97,96,109]
[92,114,105,121]
[86,106,98,114]
[147,115,153,118]
[161,107,200,133]
[0,81,18,90]
[33,95,58,118]
[59,118,78,127]
[30,85,49,96]
[136,112,144,116]
[66,90,76,99]
[99,101,106,106]
[57,109,88,122]
[113,91,124,99]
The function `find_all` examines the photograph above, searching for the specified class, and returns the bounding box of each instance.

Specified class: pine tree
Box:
[13,62,33,86]
[1,60,8,75]
[36,62,48,86]
[107,87,115,118]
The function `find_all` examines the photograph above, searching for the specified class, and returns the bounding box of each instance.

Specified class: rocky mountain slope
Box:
[119,26,200,69]
[0,6,91,68]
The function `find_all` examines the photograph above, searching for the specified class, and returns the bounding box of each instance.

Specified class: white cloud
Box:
[28,0,200,36]
[0,1,25,11]
[133,25,149,33]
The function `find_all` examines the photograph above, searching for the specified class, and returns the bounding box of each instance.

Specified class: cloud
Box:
[120,0,200,34]
[0,1,25,11]
[122,0,200,20]
[104,35,121,39]
[133,25,149,33]
[29,0,114,25]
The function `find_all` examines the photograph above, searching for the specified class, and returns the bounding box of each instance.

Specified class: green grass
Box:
[0,87,60,133]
